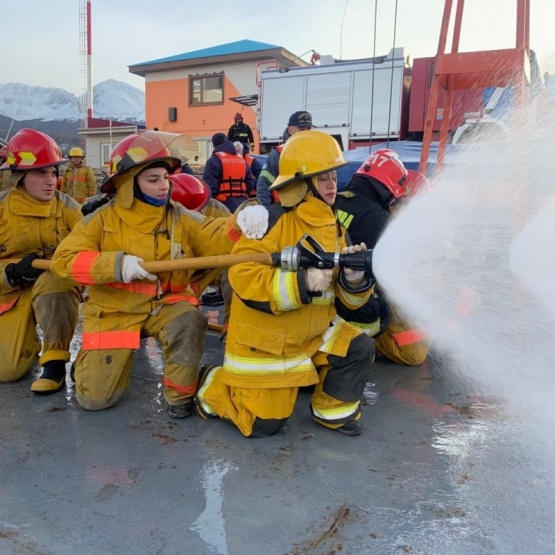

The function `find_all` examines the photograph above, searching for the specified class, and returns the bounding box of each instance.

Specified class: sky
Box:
[4,0,555,96]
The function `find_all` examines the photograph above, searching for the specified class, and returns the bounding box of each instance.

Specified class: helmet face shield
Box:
[102,131,199,194]
[110,131,198,174]
[404,170,430,198]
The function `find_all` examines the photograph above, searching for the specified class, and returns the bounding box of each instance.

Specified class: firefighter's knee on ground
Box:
[0,363,33,383]
[73,348,133,410]
[75,392,125,411]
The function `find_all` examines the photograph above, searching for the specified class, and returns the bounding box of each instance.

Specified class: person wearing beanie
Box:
[202,133,255,212]
[212,133,227,147]
[256,110,313,207]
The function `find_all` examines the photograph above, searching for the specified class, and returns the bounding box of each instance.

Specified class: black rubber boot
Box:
[201,289,224,307]
[168,401,194,419]
[336,420,363,436]
[31,360,66,394]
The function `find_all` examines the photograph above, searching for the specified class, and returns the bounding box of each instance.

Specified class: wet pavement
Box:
[1,326,554,555]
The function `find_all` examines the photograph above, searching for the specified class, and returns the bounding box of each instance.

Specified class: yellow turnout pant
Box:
[74,301,207,411]
[0,271,80,382]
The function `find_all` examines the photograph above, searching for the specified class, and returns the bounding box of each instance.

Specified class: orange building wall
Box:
[144,76,259,145]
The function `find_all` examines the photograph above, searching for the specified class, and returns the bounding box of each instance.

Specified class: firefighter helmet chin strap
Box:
[304,176,322,202]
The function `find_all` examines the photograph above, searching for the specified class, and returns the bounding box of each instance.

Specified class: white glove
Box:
[121,255,157,283]
[306,268,333,292]
[342,243,367,282]
[237,205,269,239]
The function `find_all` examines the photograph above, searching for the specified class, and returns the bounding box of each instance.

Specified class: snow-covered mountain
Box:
[91,80,145,122]
[0,80,145,123]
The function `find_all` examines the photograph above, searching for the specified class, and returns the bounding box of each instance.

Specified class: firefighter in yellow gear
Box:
[374,305,430,366]
[60,146,98,203]
[195,130,376,437]
[0,128,83,393]
[51,131,258,418]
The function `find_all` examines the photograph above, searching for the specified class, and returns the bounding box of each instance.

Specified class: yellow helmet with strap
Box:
[269,130,347,207]
[269,130,346,191]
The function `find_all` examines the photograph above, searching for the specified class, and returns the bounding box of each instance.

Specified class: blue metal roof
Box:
[135,40,281,66]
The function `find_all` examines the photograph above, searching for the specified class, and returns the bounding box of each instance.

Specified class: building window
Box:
[189,73,224,106]
[100,142,112,169]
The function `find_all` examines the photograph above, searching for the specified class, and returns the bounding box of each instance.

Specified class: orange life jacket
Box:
[213,152,248,202]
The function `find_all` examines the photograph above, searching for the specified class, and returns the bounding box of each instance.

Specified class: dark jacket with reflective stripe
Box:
[227,122,254,144]
[334,174,392,329]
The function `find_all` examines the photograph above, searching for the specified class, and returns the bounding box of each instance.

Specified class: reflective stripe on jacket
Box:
[51,198,238,350]
[223,194,373,388]
[390,328,427,347]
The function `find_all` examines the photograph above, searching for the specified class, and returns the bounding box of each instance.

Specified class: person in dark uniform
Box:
[227,113,254,150]
[335,149,430,366]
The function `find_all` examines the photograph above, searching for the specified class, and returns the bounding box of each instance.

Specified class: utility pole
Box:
[79,0,93,132]
[339,0,349,59]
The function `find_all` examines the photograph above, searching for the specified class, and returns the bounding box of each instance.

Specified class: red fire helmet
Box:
[170,173,211,212]
[0,128,67,171]
[355,148,410,198]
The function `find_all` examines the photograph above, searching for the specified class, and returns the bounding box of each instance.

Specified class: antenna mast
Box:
[79,0,93,129]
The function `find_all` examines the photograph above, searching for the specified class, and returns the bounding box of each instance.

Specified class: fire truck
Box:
[257,48,410,153]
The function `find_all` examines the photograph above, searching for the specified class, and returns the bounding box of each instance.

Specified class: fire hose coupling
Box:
[271,234,374,280]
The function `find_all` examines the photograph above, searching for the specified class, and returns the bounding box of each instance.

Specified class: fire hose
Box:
[3,235,374,332]
[3,234,375,277]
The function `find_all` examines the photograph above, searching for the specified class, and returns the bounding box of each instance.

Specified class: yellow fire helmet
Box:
[269,130,347,207]
[68,147,85,158]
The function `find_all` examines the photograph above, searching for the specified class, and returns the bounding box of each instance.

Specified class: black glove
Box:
[335,290,390,336]
[5,253,44,287]
[81,195,110,216]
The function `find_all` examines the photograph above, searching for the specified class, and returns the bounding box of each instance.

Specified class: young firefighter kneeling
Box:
[51,131,256,418]
[335,149,431,366]
[195,130,375,437]
[0,129,82,393]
